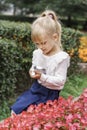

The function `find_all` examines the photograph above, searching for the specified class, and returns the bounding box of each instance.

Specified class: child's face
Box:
[34,33,58,55]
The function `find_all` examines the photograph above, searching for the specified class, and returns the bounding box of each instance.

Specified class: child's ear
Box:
[53,33,59,42]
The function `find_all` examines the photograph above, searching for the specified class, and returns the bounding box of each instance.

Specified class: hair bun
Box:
[41,10,58,21]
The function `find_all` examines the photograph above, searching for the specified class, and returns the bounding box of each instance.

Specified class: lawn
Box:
[60,73,87,98]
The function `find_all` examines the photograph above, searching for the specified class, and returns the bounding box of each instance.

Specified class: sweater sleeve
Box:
[30,49,42,70]
[39,56,70,90]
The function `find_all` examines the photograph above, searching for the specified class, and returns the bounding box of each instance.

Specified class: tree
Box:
[3,0,87,23]
[5,0,41,15]
[35,0,87,19]
[54,0,87,26]
[0,0,9,14]
[33,0,87,27]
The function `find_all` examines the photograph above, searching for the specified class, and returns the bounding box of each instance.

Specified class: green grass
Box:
[60,73,87,98]
[0,73,87,121]
[0,100,10,121]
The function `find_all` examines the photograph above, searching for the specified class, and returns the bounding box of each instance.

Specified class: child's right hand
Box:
[29,69,41,79]
[29,69,35,78]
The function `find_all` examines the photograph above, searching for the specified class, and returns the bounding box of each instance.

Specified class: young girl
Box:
[11,10,70,114]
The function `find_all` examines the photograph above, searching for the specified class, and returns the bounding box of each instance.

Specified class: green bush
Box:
[0,39,22,100]
[0,20,31,45]
[0,100,10,121]
[0,20,34,70]
[62,27,83,75]
[0,14,36,23]
[0,37,35,100]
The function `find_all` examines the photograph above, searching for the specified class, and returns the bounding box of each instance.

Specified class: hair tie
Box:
[41,13,55,20]
[48,13,54,20]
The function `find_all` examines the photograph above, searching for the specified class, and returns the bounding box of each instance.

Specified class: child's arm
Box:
[29,49,43,79]
[39,57,70,90]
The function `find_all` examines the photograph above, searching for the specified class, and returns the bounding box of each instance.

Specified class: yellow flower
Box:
[79,36,87,62]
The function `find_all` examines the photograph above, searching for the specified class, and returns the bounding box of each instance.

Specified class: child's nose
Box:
[39,44,43,49]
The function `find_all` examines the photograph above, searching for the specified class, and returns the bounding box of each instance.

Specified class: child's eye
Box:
[35,43,39,46]
[43,41,47,45]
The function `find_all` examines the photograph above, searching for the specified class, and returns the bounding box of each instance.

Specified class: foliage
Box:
[0,39,22,99]
[54,0,87,19]
[0,14,36,22]
[0,20,34,100]
[0,101,10,121]
[5,0,41,15]
[0,20,34,56]
[62,27,83,75]
[79,36,87,62]
[0,20,31,44]
[60,73,87,98]
[1,0,86,30]
[1,0,87,20]
[0,0,9,13]
[0,20,34,68]
[0,89,87,129]
[66,35,87,63]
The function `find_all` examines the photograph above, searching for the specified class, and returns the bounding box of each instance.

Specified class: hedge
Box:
[0,39,21,99]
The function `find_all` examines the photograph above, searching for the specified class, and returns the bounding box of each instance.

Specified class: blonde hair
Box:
[31,10,62,49]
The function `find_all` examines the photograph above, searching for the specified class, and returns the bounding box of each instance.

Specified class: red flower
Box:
[0,89,87,129]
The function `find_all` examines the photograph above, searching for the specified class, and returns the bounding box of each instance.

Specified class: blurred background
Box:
[0,0,87,30]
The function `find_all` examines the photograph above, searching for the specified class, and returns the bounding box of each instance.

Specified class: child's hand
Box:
[33,70,42,79]
[29,69,41,79]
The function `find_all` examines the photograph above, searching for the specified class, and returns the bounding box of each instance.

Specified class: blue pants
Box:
[11,80,60,114]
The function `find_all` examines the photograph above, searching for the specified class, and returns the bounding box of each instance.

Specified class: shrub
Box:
[0,39,22,99]
[0,37,35,100]
[62,27,83,75]
[0,20,35,100]
[0,100,10,121]
[0,20,34,52]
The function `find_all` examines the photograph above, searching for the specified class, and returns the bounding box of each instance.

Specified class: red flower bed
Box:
[0,89,87,130]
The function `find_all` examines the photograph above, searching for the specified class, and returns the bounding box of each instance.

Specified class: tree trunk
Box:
[13,4,16,15]
[67,15,72,27]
